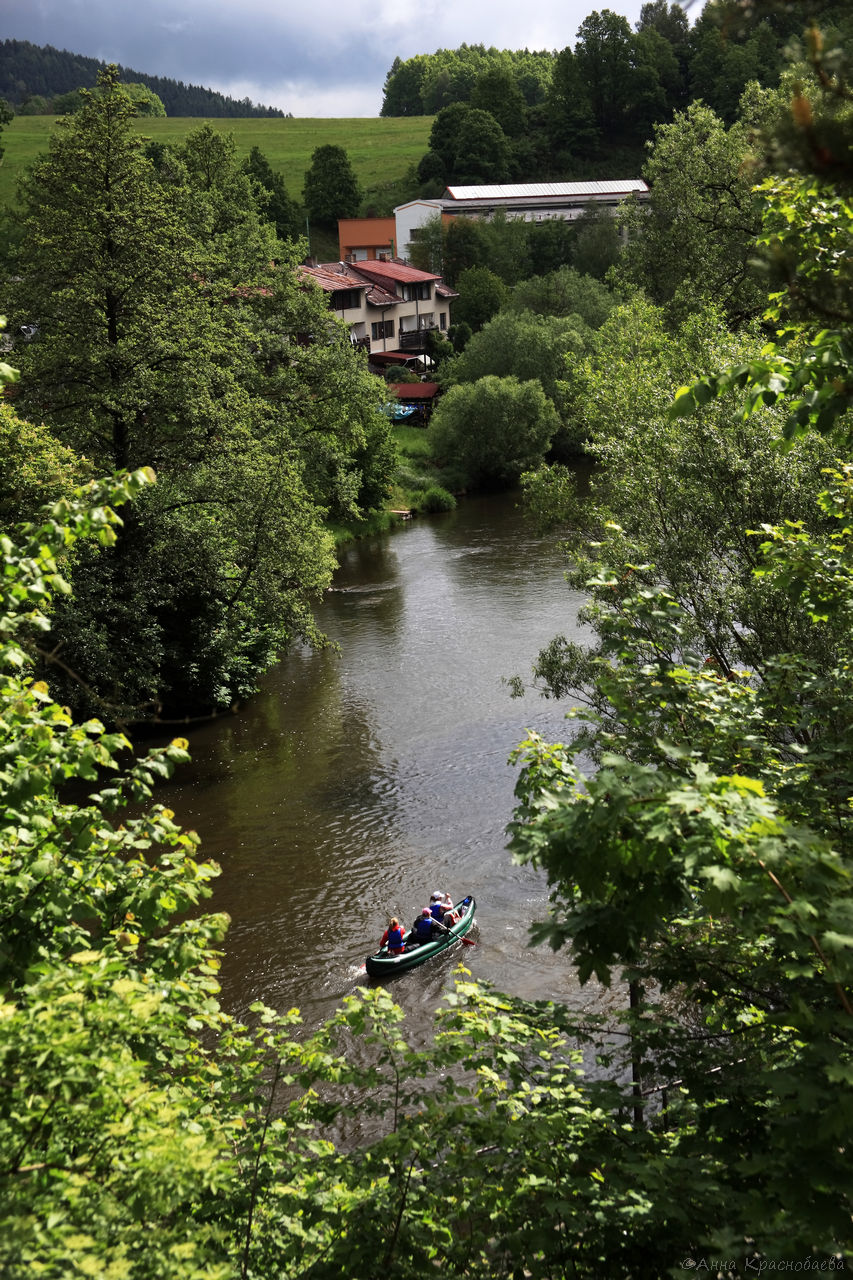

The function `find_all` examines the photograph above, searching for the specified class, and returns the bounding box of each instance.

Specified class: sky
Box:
[3,0,663,117]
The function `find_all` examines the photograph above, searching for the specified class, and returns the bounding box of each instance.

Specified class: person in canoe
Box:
[431,891,457,924]
[411,906,451,946]
[440,895,460,925]
[379,917,405,955]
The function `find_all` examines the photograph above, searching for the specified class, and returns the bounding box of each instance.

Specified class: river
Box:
[157,488,606,1034]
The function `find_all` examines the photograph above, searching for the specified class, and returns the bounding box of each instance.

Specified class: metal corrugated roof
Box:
[443,180,648,201]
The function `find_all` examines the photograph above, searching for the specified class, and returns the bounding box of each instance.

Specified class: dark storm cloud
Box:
[2,0,648,115]
[4,0,389,95]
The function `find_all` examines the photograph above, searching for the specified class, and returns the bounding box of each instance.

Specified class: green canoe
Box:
[365,895,476,977]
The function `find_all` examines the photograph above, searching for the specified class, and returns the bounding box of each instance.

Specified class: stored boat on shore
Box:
[365,895,476,977]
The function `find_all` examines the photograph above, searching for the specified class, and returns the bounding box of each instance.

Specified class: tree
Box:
[17,94,50,114]
[424,102,471,180]
[423,101,511,186]
[616,99,766,324]
[175,123,287,278]
[509,264,615,327]
[442,309,591,456]
[302,143,361,227]
[241,144,302,243]
[8,69,388,718]
[119,81,166,116]
[473,211,531,285]
[525,217,577,276]
[688,10,783,123]
[508,14,853,1257]
[0,95,11,162]
[451,265,508,332]
[51,87,86,114]
[545,46,598,160]
[428,375,559,488]
[0,400,85,526]
[452,108,511,184]
[443,309,590,407]
[526,295,839,697]
[637,0,690,49]
[0,472,779,1280]
[443,217,488,286]
[470,66,526,137]
[380,53,428,116]
[575,9,640,136]
[570,203,623,279]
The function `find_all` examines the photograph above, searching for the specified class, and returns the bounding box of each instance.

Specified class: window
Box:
[332,289,360,311]
[439,313,447,330]
[371,319,394,340]
[402,282,430,302]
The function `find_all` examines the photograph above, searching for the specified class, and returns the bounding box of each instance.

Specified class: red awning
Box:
[387,383,439,400]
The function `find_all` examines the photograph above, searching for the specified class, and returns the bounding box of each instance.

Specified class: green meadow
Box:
[0,113,433,211]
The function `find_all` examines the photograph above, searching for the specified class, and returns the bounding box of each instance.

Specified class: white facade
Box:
[393,180,649,251]
[394,199,446,263]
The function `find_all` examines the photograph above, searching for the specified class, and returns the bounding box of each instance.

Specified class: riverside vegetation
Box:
[3,2,853,1274]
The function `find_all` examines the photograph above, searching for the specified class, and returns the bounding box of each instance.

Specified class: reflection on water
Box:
[156,489,593,1031]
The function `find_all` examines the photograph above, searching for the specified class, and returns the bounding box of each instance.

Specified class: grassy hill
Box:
[0,114,433,215]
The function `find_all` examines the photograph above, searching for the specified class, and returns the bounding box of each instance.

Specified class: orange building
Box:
[338,217,397,262]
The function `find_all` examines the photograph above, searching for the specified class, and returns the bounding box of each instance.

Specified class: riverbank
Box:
[329,422,458,545]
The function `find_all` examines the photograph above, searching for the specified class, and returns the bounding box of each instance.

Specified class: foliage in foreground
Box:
[510,19,853,1265]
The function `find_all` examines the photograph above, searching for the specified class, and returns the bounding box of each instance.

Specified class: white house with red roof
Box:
[297,256,457,359]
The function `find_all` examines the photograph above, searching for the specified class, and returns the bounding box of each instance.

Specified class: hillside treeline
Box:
[385,0,853,183]
[0,38,285,117]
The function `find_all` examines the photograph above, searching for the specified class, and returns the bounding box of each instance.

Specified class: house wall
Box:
[393,185,650,247]
[393,201,449,262]
[303,261,451,356]
[337,217,396,262]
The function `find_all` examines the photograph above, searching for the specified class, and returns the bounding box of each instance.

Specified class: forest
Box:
[383,0,853,183]
[2,0,853,1275]
[0,38,286,117]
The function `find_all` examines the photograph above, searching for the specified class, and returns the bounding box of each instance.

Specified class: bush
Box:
[428,375,559,489]
[417,484,457,512]
[385,365,421,383]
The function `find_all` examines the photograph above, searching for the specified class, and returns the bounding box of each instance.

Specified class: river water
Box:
[157,489,605,1034]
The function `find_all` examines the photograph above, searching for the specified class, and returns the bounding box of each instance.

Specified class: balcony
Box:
[397,324,438,353]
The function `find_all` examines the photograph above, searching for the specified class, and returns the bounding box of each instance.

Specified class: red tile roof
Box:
[298,261,398,307]
[298,258,454,311]
[298,261,363,292]
[354,259,441,285]
[388,382,439,400]
[364,283,399,307]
